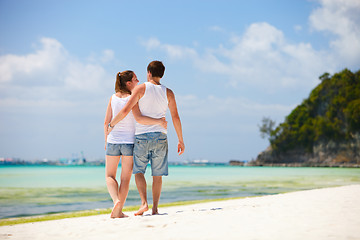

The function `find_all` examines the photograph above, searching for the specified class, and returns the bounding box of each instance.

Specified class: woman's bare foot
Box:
[110,201,122,218]
[134,203,148,216]
[118,212,129,218]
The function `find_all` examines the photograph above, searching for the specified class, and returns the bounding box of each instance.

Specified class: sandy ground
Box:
[1,185,359,240]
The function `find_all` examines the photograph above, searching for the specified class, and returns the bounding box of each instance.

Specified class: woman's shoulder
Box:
[112,93,130,99]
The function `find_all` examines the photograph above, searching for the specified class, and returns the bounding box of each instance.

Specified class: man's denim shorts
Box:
[106,143,134,156]
[133,132,168,176]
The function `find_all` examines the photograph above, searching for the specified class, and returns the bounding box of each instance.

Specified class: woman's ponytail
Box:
[115,71,133,94]
[115,72,121,93]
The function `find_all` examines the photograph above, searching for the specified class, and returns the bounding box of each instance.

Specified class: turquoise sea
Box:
[0,165,360,219]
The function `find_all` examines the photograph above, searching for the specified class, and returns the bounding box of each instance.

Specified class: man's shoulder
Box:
[166,87,173,94]
[166,87,175,100]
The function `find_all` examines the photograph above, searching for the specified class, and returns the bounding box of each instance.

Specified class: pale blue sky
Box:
[0,0,359,162]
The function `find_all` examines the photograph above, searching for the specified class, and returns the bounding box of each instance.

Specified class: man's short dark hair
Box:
[147,61,165,78]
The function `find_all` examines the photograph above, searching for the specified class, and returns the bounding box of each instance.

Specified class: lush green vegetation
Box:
[261,69,360,153]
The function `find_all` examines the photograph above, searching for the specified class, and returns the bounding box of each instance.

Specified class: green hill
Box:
[252,69,360,167]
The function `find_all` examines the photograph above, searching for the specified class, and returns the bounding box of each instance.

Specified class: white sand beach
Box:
[1,185,359,240]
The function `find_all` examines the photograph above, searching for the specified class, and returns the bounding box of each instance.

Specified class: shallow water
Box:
[0,165,359,218]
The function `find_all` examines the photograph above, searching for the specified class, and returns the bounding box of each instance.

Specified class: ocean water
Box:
[0,165,360,219]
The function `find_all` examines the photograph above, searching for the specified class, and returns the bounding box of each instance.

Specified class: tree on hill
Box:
[258,117,276,141]
[256,68,360,165]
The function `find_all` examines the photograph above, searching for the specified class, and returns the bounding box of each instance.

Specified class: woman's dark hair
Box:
[147,61,165,78]
[115,70,133,94]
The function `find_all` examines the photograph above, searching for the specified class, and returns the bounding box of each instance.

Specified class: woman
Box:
[104,70,166,218]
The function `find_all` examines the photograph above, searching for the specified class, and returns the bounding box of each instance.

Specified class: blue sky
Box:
[0,0,359,162]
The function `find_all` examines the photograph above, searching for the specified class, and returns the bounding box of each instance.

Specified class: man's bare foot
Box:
[134,204,148,216]
[110,201,121,218]
[152,208,159,215]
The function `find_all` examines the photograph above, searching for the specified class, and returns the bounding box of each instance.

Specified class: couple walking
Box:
[104,60,185,218]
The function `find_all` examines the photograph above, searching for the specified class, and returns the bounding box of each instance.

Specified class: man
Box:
[108,60,185,215]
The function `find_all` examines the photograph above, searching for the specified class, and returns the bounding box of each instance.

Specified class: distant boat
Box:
[186,159,209,166]
[192,159,209,164]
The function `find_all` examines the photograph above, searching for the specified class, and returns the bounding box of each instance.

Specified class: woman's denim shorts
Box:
[106,143,134,156]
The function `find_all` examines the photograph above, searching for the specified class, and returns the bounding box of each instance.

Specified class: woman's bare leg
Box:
[105,155,121,218]
[117,155,133,218]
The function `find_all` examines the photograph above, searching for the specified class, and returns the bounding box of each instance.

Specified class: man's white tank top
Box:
[107,94,136,144]
[135,82,168,135]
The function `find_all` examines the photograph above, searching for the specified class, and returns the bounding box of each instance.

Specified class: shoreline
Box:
[0,184,358,226]
[1,185,360,240]
[0,196,249,226]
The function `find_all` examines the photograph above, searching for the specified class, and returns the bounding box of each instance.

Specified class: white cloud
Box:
[216,22,325,89]
[100,49,115,63]
[309,0,360,65]
[239,22,285,52]
[142,1,360,92]
[144,22,328,91]
[64,60,107,91]
[0,97,75,109]
[209,25,225,32]
[173,94,294,136]
[0,37,111,91]
[0,37,113,110]
[177,94,293,120]
[0,38,67,84]
[141,38,197,60]
[294,25,303,32]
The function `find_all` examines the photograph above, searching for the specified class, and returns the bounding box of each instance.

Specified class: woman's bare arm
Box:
[104,97,113,149]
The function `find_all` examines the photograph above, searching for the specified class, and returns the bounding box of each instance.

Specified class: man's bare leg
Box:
[134,173,149,215]
[152,176,162,215]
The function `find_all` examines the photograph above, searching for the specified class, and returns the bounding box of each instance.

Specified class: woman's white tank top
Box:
[107,94,136,144]
[135,82,168,135]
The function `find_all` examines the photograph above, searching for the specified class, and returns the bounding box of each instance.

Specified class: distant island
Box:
[250,69,360,167]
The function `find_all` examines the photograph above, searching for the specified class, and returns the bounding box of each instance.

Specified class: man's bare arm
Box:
[109,84,145,129]
[167,88,185,155]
